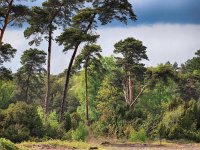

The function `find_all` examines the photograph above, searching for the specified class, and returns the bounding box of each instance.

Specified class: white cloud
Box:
[3,24,200,74]
[97,24,200,67]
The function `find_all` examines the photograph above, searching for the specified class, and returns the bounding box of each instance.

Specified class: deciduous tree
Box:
[74,44,102,125]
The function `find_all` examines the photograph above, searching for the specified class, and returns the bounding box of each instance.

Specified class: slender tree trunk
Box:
[59,44,80,123]
[128,71,132,105]
[85,64,89,125]
[25,73,31,102]
[59,14,96,123]
[44,26,52,115]
[0,0,13,44]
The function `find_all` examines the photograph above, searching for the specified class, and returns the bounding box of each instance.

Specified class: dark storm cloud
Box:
[132,0,200,25]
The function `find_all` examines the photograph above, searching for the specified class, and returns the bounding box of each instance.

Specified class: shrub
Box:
[90,121,107,137]
[0,80,16,109]
[0,102,43,142]
[129,128,148,142]
[63,113,71,132]
[137,128,148,142]
[123,124,132,138]
[129,128,137,142]
[2,124,30,143]
[70,112,81,130]
[62,130,73,140]
[37,106,65,139]
[72,123,88,141]
[0,138,20,150]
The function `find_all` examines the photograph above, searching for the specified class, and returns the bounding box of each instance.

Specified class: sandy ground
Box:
[30,143,200,150]
[105,144,200,150]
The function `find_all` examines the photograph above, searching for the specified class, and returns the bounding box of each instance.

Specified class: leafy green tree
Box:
[57,0,137,122]
[114,37,148,107]
[0,0,30,44]
[143,64,177,139]
[47,74,80,114]
[96,75,126,136]
[15,48,46,102]
[0,80,15,109]
[74,44,102,124]
[71,61,104,124]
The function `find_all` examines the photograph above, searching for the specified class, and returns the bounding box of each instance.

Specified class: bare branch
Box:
[130,84,147,107]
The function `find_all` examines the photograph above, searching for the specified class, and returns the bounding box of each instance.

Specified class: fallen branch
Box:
[130,85,147,107]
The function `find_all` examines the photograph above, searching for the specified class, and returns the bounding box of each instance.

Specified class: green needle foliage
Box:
[15,48,46,102]
[0,0,31,44]
[0,43,16,80]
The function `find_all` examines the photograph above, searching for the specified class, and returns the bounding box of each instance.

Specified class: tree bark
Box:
[44,25,52,115]
[59,44,80,123]
[128,71,132,105]
[85,63,89,125]
[0,0,13,44]
[25,72,31,102]
[59,13,96,123]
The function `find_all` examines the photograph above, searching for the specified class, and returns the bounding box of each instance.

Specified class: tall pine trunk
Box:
[85,64,89,125]
[25,72,31,102]
[44,25,52,115]
[128,71,132,105]
[59,14,96,123]
[59,44,80,123]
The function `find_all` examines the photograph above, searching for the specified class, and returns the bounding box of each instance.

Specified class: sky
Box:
[3,0,200,74]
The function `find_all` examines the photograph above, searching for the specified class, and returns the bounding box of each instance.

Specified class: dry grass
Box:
[17,139,200,150]
[18,140,98,150]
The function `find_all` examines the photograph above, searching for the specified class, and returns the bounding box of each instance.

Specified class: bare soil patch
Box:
[104,143,200,150]
[29,143,200,150]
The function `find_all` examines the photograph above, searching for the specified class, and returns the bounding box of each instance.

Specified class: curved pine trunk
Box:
[59,14,96,123]
[59,44,80,123]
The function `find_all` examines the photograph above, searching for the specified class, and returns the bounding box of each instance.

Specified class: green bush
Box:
[2,124,30,143]
[137,128,148,142]
[0,80,16,109]
[37,106,65,139]
[90,121,107,137]
[129,128,147,142]
[129,128,137,142]
[72,123,88,141]
[63,113,71,132]
[70,112,81,130]
[0,102,43,142]
[0,138,20,150]
[62,130,73,140]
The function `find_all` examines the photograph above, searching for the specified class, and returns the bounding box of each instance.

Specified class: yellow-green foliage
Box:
[72,123,88,141]
[0,102,43,142]
[0,138,21,150]
[37,106,64,138]
[129,128,148,142]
